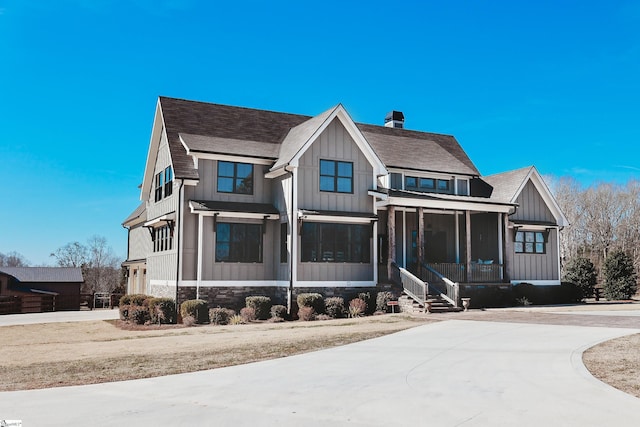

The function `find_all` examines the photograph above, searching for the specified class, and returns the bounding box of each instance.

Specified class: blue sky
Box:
[1,0,639,266]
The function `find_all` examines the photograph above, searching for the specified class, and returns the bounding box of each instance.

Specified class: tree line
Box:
[0,235,124,294]
[549,177,639,297]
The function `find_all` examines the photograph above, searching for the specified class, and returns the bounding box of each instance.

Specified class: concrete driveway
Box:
[0,309,119,326]
[1,318,640,426]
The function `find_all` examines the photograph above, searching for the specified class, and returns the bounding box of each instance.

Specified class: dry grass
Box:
[0,315,433,391]
[583,333,640,398]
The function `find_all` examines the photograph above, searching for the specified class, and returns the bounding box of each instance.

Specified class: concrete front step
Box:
[398,294,463,313]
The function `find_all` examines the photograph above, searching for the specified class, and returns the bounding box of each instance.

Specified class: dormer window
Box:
[404,176,452,194]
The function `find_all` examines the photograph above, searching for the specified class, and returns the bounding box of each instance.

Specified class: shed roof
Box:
[0,267,84,283]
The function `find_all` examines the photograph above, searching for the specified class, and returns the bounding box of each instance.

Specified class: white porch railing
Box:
[391,262,427,310]
[421,264,459,308]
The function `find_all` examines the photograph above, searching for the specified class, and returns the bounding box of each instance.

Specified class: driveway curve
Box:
[2,319,640,426]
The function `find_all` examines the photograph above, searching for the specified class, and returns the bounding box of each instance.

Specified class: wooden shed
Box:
[0,267,84,313]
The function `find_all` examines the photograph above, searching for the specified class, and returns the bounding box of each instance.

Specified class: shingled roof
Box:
[158,97,480,179]
[0,267,84,283]
[483,166,534,203]
[159,97,310,180]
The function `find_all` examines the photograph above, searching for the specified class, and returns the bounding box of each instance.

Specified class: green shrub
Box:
[245,296,272,320]
[559,282,583,303]
[298,306,315,321]
[119,295,131,306]
[119,304,131,321]
[358,292,376,315]
[348,298,366,318]
[130,305,150,325]
[375,291,394,312]
[270,304,288,320]
[297,293,325,314]
[180,299,209,324]
[324,297,345,318]
[563,256,597,299]
[119,294,152,323]
[128,294,150,306]
[148,297,176,324]
[209,307,235,325]
[603,251,638,300]
[240,307,256,322]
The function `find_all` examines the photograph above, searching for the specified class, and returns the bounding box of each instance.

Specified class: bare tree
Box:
[51,236,122,293]
[0,251,30,267]
[85,235,121,293]
[50,242,88,268]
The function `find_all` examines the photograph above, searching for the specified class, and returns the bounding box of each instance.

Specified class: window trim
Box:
[217,161,254,195]
[319,159,354,194]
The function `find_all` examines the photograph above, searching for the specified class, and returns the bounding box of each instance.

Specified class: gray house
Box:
[122,97,568,310]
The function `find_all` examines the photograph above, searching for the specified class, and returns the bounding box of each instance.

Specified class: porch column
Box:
[197,214,203,300]
[466,210,472,283]
[387,206,396,281]
[502,213,511,282]
[417,207,425,274]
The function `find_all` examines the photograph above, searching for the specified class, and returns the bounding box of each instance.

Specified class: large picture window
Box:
[515,231,546,254]
[320,160,353,193]
[217,161,254,194]
[301,222,370,263]
[216,223,262,262]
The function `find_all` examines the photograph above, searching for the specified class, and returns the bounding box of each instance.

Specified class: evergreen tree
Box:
[602,250,638,300]
[563,256,597,299]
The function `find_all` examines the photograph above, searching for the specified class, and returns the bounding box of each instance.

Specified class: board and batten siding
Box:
[297,119,374,213]
[148,130,178,220]
[296,118,375,282]
[197,216,277,281]
[510,181,555,223]
[507,180,560,282]
[128,225,151,261]
[509,228,559,281]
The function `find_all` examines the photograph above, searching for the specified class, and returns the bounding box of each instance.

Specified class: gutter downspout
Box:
[174,179,184,324]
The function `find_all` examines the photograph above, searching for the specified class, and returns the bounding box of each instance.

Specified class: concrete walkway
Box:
[1,319,639,426]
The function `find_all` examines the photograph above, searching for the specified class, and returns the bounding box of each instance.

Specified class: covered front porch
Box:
[377,203,514,286]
